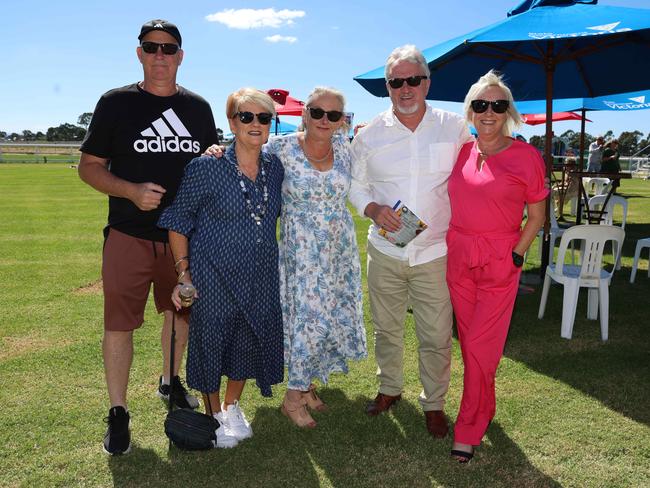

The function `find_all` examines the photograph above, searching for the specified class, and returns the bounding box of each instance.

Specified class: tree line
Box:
[0,113,92,143]
[1,112,226,145]
[528,129,650,157]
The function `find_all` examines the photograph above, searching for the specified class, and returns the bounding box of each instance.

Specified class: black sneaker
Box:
[103,406,131,455]
[157,376,199,410]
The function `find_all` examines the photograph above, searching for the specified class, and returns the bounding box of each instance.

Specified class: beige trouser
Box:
[367,242,452,411]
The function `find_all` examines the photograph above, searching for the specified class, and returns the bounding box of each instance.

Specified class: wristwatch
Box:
[512,251,524,268]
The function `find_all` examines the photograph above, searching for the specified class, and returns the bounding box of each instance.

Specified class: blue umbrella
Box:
[355,1,650,102]
[516,89,650,113]
[354,0,650,273]
[518,89,650,165]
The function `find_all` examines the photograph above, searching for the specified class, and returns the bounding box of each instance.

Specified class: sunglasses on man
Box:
[140,41,180,55]
[308,107,344,122]
[233,111,274,125]
[387,75,428,89]
[470,99,510,114]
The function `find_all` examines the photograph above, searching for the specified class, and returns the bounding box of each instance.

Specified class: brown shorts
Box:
[102,228,176,331]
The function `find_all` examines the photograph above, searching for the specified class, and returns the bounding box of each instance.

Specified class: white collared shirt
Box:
[350,104,472,266]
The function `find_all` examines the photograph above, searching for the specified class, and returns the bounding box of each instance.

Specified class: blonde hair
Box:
[302,86,349,135]
[226,88,276,119]
[385,44,430,80]
[463,70,522,137]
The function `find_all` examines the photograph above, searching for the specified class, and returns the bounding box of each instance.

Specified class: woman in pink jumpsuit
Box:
[446,71,548,463]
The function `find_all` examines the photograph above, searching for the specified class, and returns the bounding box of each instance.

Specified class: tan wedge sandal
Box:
[303,384,328,412]
[281,394,317,428]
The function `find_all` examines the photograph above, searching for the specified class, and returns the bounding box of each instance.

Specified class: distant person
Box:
[350,45,472,438]
[446,70,547,463]
[587,136,605,172]
[78,19,218,455]
[601,139,621,192]
[159,88,285,447]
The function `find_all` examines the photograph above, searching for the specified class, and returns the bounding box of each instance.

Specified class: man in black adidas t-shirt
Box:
[78,19,218,455]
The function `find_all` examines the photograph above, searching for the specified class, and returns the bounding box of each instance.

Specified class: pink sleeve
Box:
[525,146,550,204]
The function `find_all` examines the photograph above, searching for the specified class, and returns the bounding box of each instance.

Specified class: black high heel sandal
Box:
[451,449,474,464]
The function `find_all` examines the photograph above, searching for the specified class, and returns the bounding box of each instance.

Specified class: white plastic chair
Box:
[583,177,610,196]
[538,225,625,341]
[630,237,650,283]
[588,195,628,270]
[537,204,567,259]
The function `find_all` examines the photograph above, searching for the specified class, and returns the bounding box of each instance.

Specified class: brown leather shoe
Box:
[366,392,401,416]
[424,410,449,438]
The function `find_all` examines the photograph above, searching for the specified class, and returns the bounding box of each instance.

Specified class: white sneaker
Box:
[221,401,253,440]
[212,412,239,448]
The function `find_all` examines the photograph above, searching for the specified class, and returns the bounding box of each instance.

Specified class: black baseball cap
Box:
[138,19,182,47]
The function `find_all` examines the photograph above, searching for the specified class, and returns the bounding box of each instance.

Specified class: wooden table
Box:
[573,171,632,225]
[551,161,579,220]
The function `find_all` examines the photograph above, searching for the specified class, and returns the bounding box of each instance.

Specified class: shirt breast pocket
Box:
[428,142,457,174]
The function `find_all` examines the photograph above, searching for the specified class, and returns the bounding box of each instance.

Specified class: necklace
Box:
[477,140,510,158]
[302,140,332,163]
[235,158,268,226]
[476,140,510,171]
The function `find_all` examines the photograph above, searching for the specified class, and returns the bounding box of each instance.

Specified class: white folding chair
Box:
[588,195,628,270]
[630,237,650,283]
[538,225,625,341]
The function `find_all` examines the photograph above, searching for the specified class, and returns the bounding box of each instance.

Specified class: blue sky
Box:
[1,0,648,141]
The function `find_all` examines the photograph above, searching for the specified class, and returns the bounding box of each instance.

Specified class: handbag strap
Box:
[169,311,217,418]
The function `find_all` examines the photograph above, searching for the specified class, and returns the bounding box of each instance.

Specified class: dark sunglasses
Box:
[308,107,344,122]
[387,75,428,89]
[471,99,510,114]
[141,41,180,55]
[233,111,273,125]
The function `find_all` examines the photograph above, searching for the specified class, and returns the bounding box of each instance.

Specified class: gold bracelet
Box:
[177,269,190,283]
[174,256,189,270]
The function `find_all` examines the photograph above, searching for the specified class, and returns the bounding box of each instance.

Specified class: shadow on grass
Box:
[108,388,560,487]
[503,265,650,427]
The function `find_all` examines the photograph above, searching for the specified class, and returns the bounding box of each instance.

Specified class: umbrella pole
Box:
[579,109,586,170]
[540,41,555,279]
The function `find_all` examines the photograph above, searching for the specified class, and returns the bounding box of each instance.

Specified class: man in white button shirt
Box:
[350,45,471,437]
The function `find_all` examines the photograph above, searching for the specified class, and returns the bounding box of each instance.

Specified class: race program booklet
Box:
[378,200,428,248]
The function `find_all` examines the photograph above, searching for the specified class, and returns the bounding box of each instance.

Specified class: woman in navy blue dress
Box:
[159,88,284,448]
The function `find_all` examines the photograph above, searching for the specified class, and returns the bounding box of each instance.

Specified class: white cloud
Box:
[265,35,298,44]
[206,8,305,29]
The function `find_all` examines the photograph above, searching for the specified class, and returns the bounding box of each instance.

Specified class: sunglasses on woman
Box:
[308,107,344,122]
[387,75,428,89]
[471,99,510,114]
[140,41,180,55]
[233,111,273,125]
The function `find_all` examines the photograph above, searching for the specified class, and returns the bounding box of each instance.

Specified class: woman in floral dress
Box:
[268,87,367,428]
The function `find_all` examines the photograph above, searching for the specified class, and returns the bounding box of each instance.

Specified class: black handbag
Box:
[164,312,218,450]
[164,407,218,450]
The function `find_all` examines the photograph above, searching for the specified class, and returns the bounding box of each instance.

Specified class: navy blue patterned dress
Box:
[158,143,284,397]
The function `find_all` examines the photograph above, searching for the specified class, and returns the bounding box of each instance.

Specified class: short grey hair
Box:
[226,87,276,119]
[385,44,430,80]
[463,70,522,137]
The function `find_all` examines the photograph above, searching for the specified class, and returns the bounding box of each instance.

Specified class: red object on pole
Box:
[522,111,591,125]
[266,88,305,115]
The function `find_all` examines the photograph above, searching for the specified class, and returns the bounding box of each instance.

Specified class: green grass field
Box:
[1,164,649,487]
[0,153,80,164]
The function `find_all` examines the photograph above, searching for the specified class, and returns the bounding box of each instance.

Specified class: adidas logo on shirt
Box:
[133,108,201,153]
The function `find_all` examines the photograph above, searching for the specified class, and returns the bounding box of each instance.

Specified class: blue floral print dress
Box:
[267,133,367,391]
